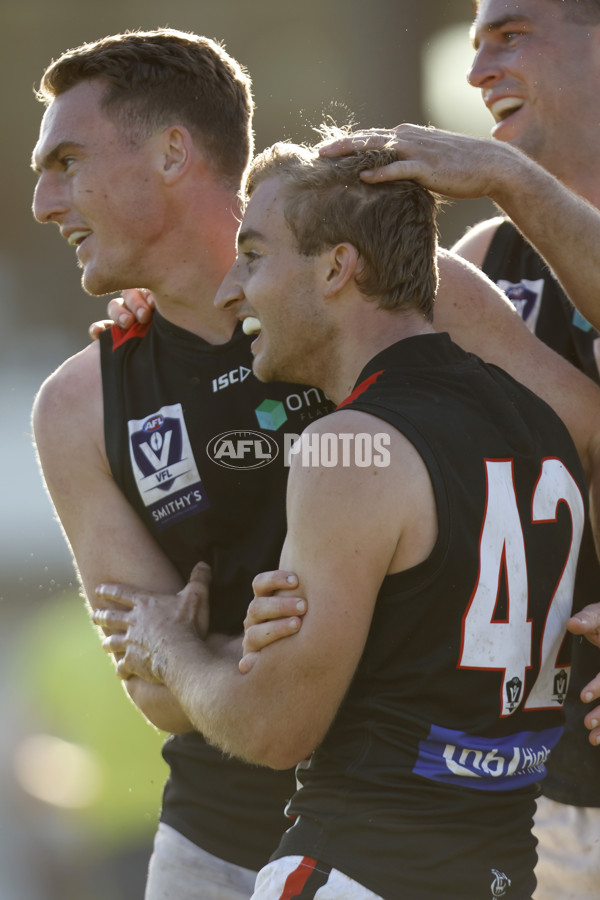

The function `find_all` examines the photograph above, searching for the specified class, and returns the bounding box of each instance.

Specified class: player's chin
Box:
[81,266,121,298]
[252,351,279,384]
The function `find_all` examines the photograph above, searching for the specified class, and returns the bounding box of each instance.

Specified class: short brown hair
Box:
[473,0,600,23]
[245,133,439,321]
[37,28,254,189]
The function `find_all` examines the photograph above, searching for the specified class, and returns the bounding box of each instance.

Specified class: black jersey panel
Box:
[100,313,333,868]
[274,333,587,898]
[482,221,600,807]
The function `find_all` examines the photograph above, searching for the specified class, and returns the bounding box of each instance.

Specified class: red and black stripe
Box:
[278,857,332,899]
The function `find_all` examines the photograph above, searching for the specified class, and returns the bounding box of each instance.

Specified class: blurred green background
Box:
[1,1,496,897]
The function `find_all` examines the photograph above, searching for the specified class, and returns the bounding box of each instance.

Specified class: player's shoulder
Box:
[289,404,425,490]
[32,341,101,437]
[305,406,388,436]
[450,215,505,267]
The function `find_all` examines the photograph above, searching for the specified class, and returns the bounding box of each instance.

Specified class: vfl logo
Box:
[490,869,511,898]
[498,277,544,333]
[128,403,208,529]
[132,413,182,492]
[553,668,568,704]
[505,676,523,713]
[207,430,279,469]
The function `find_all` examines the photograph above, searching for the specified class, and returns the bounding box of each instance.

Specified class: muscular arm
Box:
[470,144,600,332]
[32,342,193,733]
[96,413,437,769]
[322,124,600,330]
[451,217,503,269]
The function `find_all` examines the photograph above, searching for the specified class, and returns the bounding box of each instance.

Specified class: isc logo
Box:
[206,430,279,469]
[212,366,252,393]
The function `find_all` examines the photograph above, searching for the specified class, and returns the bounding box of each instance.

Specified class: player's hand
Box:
[93,561,212,681]
[581,671,600,746]
[88,288,156,340]
[239,570,306,674]
[567,604,600,746]
[567,603,600,648]
[318,123,503,200]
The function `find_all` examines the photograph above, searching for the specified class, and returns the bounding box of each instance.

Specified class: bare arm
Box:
[32,342,193,733]
[94,413,437,769]
[451,217,504,268]
[321,124,600,330]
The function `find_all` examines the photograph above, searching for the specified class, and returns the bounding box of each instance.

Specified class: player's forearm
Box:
[488,146,600,331]
[124,677,195,734]
[204,631,243,660]
[152,629,320,769]
[126,634,242,735]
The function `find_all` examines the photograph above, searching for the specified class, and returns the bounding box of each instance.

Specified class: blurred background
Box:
[1,1,496,896]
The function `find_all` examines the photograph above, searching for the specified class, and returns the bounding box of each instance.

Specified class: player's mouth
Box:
[66,229,93,249]
[242,316,262,337]
[488,96,524,125]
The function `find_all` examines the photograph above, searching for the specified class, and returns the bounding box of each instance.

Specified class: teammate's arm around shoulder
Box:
[32,342,193,734]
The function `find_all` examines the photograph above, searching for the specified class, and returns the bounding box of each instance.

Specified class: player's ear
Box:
[323,243,359,298]
[159,125,195,184]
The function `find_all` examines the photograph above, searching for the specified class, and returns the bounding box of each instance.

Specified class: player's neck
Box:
[324,311,435,405]
[143,202,239,342]
[151,282,237,344]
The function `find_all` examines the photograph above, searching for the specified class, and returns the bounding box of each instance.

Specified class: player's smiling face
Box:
[215,176,334,386]
[32,79,168,296]
[468,0,600,170]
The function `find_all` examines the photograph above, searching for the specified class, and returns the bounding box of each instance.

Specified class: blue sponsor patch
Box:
[413,723,563,791]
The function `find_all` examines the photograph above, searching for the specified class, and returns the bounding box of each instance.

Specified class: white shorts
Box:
[144,822,257,900]
[533,795,600,900]
[251,857,384,899]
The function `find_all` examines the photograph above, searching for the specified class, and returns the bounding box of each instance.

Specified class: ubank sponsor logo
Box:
[128,403,209,529]
[207,430,280,470]
[413,723,563,791]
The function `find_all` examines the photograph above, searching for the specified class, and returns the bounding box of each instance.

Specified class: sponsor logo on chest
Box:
[127,403,209,529]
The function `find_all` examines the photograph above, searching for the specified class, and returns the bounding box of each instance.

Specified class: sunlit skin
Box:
[31,78,238,340]
[468,0,600,195]
[31,80,173,297]
[215,177,344,395]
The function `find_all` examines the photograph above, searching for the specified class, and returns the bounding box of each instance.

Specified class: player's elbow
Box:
[232,725,318,771]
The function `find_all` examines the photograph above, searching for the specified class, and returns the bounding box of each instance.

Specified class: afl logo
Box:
[207,430,279,469]
[491,869,511,898]
[143,414,165,433]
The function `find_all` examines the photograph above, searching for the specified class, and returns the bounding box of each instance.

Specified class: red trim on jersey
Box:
[111,320,151,351]
[337,370,384,409]
[279,857,319,899]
